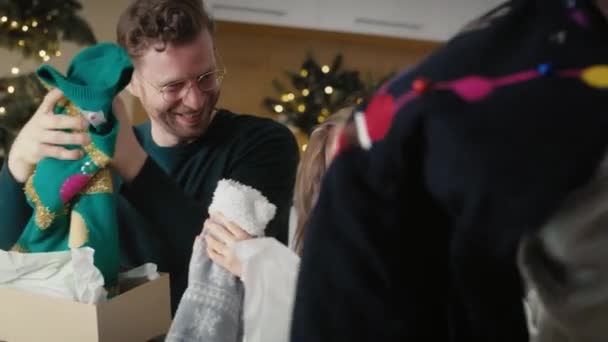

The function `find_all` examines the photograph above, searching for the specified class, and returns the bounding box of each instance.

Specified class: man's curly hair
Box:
[117,0,215,58]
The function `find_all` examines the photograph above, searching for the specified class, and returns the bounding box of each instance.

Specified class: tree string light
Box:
[263,53,393,136]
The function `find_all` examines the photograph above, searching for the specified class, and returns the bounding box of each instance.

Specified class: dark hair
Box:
[117,0,215,58]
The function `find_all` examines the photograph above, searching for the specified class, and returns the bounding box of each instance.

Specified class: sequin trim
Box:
[83,142,111,168]
[66,102,80,119]
[24,174,55,229]
[82,169,113,194]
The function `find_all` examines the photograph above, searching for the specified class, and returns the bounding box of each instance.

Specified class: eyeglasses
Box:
[139,68,226,103]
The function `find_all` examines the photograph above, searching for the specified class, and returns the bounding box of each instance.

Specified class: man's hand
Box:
[8,88,90,183]
[109,96,147,183]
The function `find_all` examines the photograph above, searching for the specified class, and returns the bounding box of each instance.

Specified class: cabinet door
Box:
[205,0,319,30]
[408,0,505,41]
[317,0,425,39]
[318,0,504,41]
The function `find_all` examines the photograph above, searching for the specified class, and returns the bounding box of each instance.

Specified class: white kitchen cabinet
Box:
[205,0,319,30]
[317,0,504,41]
[205,0,505,42]
[317,0,428,39]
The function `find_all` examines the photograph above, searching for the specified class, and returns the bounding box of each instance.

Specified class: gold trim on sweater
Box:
[81,169,113,194]
[24,174,55,229]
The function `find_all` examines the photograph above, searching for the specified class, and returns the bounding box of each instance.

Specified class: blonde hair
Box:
[293,107,352,255]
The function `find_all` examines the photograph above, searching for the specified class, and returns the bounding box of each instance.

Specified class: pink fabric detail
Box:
[570,9,589,28]
[364,94,396,142]
[336,131,350,155]
[494,70,539,86]
[60,174,91,203]
[449,76,495,102]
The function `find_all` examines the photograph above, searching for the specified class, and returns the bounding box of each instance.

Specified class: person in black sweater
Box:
[0,0,298,313]
[291,0,608,341]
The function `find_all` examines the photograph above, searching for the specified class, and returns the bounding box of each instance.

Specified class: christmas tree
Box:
[263,53,392,136]
[0,0,96,161]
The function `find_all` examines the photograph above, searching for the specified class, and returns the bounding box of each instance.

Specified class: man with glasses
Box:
[0,0,299,313]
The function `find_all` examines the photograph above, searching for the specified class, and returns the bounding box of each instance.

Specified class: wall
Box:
[131,20,441,123]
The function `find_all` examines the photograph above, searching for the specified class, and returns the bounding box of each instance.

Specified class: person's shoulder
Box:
[132,121,151,142]
[133,121,150,136]
[216,109,295,141]
[220,109,289,130]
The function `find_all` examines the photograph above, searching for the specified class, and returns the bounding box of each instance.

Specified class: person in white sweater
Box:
[202,108,351,342]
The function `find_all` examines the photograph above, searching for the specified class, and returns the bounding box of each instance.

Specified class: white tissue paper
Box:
[0,247,106,303]
[0,247,160,304]
[118,262,160,292]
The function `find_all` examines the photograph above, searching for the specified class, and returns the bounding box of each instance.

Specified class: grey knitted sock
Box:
[166,236,244,342]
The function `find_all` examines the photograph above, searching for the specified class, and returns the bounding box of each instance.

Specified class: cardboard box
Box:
[0,273,171,342]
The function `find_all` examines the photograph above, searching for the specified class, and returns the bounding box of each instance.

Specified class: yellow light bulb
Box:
[324,86,334,95]
[17,40,24,47]
[39,50,46,57]
[300,69,308,77]
[302,89,310,96]
[321,108,330,116]
[55,50,61,57]
[301,144,307,152]
[321,65,330,73]
[43,55,50,62]
[317,116,326,123]
[298,104,306,113]
[287,93,295,101]
[1,16,7,23]
[0,107,5,115]
[10,21,17,28]
[274,104,284,113]
[7,86,15,94]
[21,25,28,32]
[31,20,38,27]
[11,67,19,75]
[281,94,290,102]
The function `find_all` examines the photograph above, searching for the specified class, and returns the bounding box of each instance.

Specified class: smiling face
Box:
[129,29,221,146]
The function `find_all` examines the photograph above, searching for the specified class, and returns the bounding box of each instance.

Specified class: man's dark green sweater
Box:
[0,109,299,312]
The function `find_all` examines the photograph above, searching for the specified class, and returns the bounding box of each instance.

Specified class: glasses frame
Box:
[138,59,227,103]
